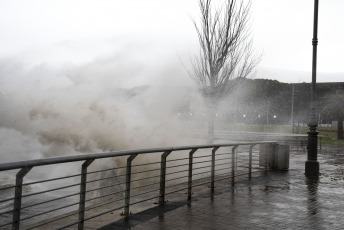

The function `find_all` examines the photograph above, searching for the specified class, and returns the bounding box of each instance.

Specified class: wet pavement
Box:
[99,146,344,230]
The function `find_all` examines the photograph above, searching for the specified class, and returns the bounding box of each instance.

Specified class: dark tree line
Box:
[218,79,344,138]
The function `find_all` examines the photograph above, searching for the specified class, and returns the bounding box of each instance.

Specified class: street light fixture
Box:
[305,0,320,175]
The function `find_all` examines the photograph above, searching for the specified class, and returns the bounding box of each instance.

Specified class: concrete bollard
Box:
[275,144,290,170]
[259,144,276,169]
[259,144,290,170]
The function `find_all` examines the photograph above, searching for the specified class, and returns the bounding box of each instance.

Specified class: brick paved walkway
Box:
[100,147,344,230]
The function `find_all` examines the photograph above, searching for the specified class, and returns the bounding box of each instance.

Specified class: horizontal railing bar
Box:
[0,142,276,171]
[22,192,80,210]
[131,168,160,175]
[84,197,124,212]
[0,196,14,203]
[214,168,231,173]
[193,164,211,171]
[235,170,252,175]
[86,175,119,184]
[192,171,211,177]
[0,221,13,228]
[166,157,189,163]
[22,183,80,198]
[166,169,189,176]
[23,173,81,186]
[192,155,211,160]
[190,180,210,189]
[215,162,231,167]
[59,187,167,230]
[21,201,79,221]
[215,172,233,179]
[192,159,213,165]
[215,152,231,157]
[131,188,160,199]
[233,164,249,169]
[0,185,16,191]
[165,181,188,190]
[86,182,124,193]
[214,157,231,161]
[132,161,161,167]
[26,209,79,230]
[85,190,124,203]
[164,186,188,196]
[241,166,250,169]
[130,174,160,183]
[0,208,14,215]
[131,181,159,190]
[215,170,264,182]
[87,165,126,175]
[213,175,232,182]
[165,175,188,183]
[189,169,267,190]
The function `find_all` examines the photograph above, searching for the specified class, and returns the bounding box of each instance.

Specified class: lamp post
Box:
[305,0,320,175]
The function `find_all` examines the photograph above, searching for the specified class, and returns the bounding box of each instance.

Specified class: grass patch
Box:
[318,129,344,147]
[285,126,344,147]
[211,122,344,147]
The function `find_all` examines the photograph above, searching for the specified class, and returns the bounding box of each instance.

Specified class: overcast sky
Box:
[0,0,343,85]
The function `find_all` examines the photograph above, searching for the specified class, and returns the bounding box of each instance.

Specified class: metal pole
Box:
[158,151,172,205]
[123,154,138,216]
[231,145,238,186]
[306,0,320,175]
[210,147,219,192]
[78,159,94,230]
[249,144,255,179]
[188,148,198,200]
[12,167,33,230]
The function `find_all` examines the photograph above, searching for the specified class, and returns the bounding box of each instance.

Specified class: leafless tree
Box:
[188,0,260,138]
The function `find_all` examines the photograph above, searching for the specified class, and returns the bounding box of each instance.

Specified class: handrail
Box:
[0,141,275,171]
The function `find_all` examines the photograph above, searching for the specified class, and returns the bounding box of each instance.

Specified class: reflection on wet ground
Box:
[306,175,319,216]
[100,146,344,230]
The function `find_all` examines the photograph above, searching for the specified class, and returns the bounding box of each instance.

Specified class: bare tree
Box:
[188,0,260,139]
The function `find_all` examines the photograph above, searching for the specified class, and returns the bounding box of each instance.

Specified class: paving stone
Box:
[99,146,344,230]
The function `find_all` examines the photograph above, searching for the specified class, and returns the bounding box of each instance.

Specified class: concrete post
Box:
[275,145,290,170]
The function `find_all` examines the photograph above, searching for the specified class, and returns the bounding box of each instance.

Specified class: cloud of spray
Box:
[0,48,203,162]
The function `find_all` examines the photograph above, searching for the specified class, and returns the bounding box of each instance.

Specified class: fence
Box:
[0,141,277,230]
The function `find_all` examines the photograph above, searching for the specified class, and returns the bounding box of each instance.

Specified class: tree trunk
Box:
[207,104,216,143]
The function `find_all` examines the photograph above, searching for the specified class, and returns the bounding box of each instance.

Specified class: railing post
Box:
[249,144,255,179]
[211,147,219,192]
[159,151,172,205]
[78,159,94,230]
[123,154,138,216]
[231,145,238,186]
[188,148,198,200]
[12,166,33,230]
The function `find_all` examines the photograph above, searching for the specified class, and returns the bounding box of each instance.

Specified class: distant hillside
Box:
[118,80,344,125]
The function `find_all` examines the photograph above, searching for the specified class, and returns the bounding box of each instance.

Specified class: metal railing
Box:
[0,141,276,230]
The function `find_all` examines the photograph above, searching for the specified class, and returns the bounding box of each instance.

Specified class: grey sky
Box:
[0,0,343,84]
